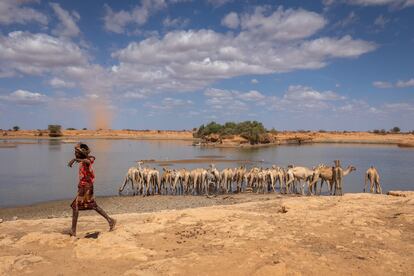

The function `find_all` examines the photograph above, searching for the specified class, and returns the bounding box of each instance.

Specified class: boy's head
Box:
[75,143,90,159]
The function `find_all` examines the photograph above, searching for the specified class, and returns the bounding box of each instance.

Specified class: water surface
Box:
[0,139,413,207]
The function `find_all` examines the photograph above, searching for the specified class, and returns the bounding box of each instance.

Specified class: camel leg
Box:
[367,175,374,193]
[364,174,368,193]
[119,176,129,195]
[319,180,324,195]
[376,180,382,194]
[301,181,305,195]
[280,177,284,194]
[329,181,334,195]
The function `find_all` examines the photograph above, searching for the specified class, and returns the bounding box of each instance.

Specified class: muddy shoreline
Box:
[0,193,295,221]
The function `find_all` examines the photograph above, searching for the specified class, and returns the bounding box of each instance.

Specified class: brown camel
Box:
[310,165,356,195]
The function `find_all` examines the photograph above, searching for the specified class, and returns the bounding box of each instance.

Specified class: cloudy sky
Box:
[0,0,413,131]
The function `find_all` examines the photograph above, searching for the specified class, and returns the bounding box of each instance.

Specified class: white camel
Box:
[365,166,382,194]
[285,166,316,195]
[220,168,234,193]
[208,164,221,194]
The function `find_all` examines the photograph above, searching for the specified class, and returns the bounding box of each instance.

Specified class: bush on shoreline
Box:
[48,125,62,137]
[194,121,268,145]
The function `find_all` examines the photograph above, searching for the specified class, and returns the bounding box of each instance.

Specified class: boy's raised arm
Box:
[68,158,92,167]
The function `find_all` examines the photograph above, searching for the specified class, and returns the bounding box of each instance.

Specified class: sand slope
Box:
[0,193,413,275]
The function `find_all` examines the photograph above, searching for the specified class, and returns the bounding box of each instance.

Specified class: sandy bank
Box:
[1,129,193,141]
[0,192,413,275]
[2,130,414,147]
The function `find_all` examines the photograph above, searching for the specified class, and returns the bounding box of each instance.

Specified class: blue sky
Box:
[0,0,413,131]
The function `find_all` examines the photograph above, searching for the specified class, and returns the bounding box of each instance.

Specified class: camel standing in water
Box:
[365,166,382,194]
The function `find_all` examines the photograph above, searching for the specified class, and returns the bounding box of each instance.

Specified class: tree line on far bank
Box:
[2,125,87,137]
[193,121,413,145]
[2,123,412,139]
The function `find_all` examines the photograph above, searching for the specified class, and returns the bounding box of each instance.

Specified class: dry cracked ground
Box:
[0,192,413,275]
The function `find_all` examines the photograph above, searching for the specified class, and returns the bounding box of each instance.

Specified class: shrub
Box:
[48,125,62,137]
[390,126,400,133]
[269,128,278,134]
[194,121,266,144]
[82,128,87,130]
[373,129,380,134]
[12,126,20,131]
[66,128,76,130]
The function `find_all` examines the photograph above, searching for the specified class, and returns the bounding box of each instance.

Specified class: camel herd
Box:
[118,161,383,197]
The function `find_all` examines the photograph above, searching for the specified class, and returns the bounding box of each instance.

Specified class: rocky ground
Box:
[0,192,413,275]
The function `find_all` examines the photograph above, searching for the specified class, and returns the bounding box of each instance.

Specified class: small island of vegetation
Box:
[193,121,277,146]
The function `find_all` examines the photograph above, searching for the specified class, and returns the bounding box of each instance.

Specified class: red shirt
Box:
[79,157,95,186]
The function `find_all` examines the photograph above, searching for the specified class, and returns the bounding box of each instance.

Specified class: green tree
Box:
[12,126,20,131]
[194,120,268,144]
[48,125,62,137]
[391,126,400,133]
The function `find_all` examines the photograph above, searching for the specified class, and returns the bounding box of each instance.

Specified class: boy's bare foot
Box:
[68,229,76,237]
[109,218,116,232]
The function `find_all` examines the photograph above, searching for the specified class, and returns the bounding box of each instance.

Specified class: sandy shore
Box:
[2,129,414,147]
[0,192,413,275]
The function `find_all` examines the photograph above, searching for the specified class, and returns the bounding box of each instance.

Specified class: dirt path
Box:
[0,193,413,275]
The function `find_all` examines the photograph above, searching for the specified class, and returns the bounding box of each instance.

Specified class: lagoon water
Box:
[0,139,413,207]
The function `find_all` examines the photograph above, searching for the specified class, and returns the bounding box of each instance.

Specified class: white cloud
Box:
[347,0,414,7]
[373,78,414,88]
[50,3,81,38]
[251,78,259,84]
[396,78,414,88]
[221,12,239,29]
[373,81,392,88]
[145,97,193,110]
[324,0,414,8]
[383,102,414,111]
[49,77,76,88]
[284,85,344,101]
[204,85,347,116]
[240,6,327,41]
[103,0,167,34]
[241,90,266,101]
[204,88,248,111]
[204,88,267,114]
[207,0,233,7]
[336,11,359,27]
[374,14,390,28]
[323,0,335,5]
[0,89,48,105]
[123,90,151,99]
[0,31,87,76]
[0,0,47,26]
[111,7,375,92]
[163,16,190,28]
[337,99,380,114]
